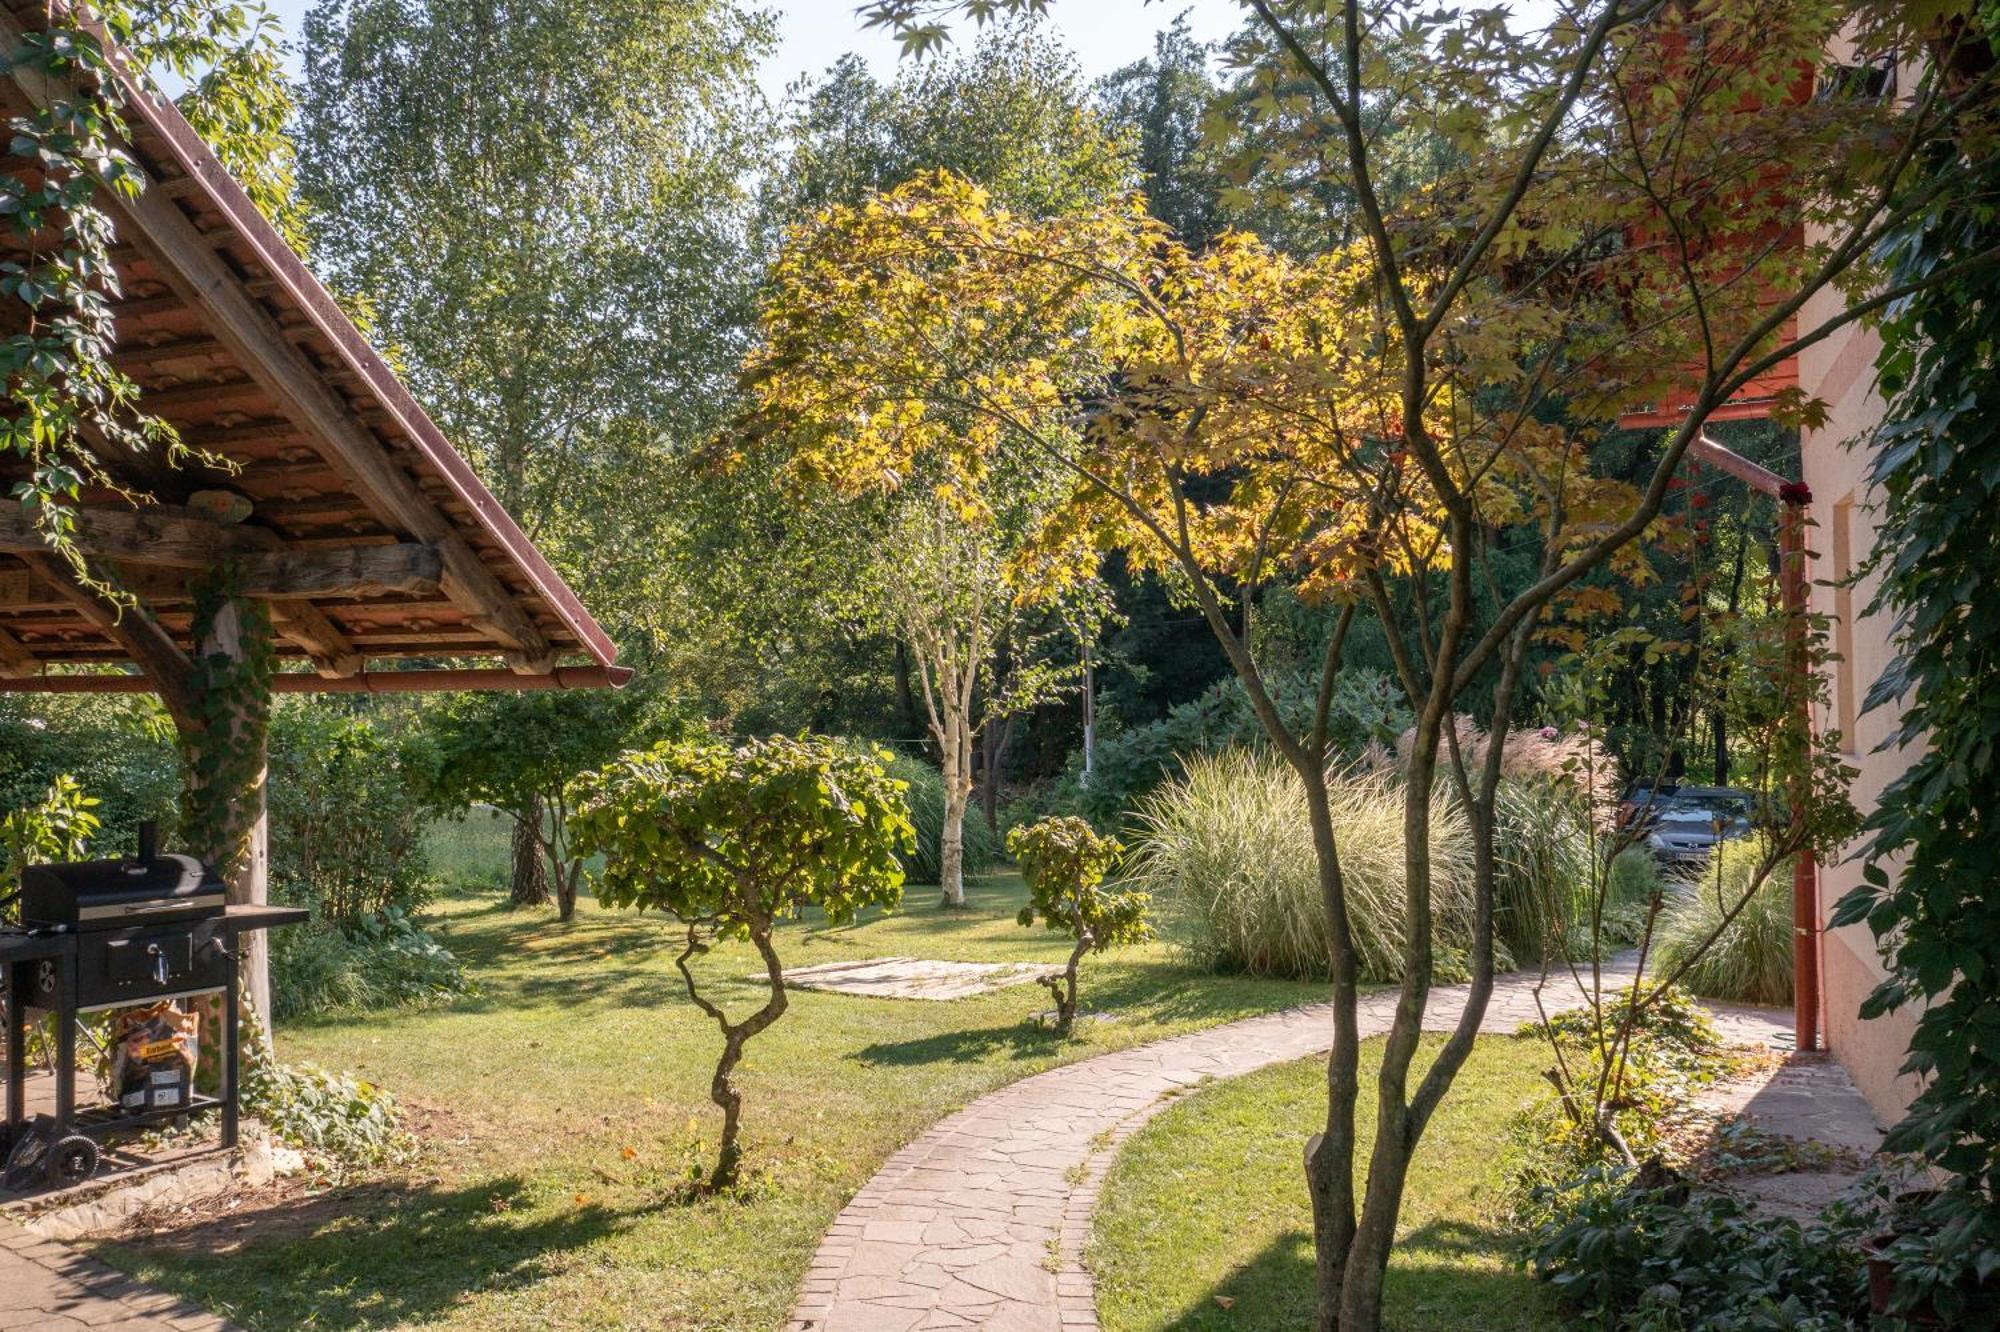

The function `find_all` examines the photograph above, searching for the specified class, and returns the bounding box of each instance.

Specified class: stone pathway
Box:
[782,957,1048,1001]
[0,1220,233,1330]
[788,956,1791,1332]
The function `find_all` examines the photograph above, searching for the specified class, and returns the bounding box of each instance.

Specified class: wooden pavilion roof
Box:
[0,1,625,693]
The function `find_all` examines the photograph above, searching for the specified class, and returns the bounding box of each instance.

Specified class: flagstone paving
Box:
[0,1219,233,1331]
[781,957,1048,1001]
[786,957,1801,1332]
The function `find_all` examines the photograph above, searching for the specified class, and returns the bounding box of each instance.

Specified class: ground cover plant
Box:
[87,822,1331,1331]
[1090,1037,1551,1332]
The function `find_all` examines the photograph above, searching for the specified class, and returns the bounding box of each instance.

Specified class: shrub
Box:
[1522,1168,1876,1331]
[269,907,474,1021]
[1492,776,1597,960]
[268,701,434,926]
[1009,816,1149,1031]
[884,753,1002,884]
[1064,667,1409,825]
[1654,838,1794,1006]
[0,696,178,851]
[572,735,912,1188]
[2,775,100,901]
[1132,749,1482,984]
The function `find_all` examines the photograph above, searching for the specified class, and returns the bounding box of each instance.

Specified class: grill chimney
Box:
[137,819,158,865]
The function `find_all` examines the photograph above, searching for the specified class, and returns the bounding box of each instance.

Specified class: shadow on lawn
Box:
[1149,1217,1540,1331]
[99,1174,636,1330]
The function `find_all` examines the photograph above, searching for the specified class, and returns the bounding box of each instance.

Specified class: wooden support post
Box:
[182,589,275,1038]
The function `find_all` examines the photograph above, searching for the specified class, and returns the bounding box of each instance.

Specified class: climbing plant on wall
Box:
[1829,14,2000,1318]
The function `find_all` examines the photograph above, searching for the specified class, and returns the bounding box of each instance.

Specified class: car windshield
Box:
[1665,798,1750,822]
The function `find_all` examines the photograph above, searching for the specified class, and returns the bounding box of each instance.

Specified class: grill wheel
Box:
[45,1134,100,1188]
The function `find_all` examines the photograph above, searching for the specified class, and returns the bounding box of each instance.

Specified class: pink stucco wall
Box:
[1795,288,1926,1124]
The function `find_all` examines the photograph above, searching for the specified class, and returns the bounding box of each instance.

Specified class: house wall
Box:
[1795,290,1924,1124]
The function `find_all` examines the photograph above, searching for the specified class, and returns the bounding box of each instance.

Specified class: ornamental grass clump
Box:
[571,735,913,1188]
[1395,718,1621,961]
[1132,749,1478,984]
[1009,816,1149,1032]
[1654,837,1795,1006]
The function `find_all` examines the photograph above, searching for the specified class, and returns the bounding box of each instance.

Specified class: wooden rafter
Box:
[0,6,559,675]
[268,598,364,678]
[18,553,197,727]
[0,622,35,678]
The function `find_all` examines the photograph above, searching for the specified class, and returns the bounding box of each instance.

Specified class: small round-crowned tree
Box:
[1008,816,1149,1032]
[569,735,913,1187]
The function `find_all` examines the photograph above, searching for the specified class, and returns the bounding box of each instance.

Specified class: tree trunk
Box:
[1300,763,1360,1332]
[555,857,581,921]
[1041,932,1090,1031]
[939,781,968,908]
[979,717,1011,835]
[510,803,548,907]
[678,918,789,1191]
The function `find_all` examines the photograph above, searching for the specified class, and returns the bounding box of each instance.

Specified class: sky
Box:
[259,0,1247,99]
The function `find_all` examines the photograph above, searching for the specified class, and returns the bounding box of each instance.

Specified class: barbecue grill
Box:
[1,822,304,1191]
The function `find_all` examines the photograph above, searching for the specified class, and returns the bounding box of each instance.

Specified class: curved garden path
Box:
[787,956,1789,1332]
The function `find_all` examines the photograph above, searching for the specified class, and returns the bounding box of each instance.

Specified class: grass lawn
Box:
[1090,1037,1552,1332]
[95,814,1322,1331]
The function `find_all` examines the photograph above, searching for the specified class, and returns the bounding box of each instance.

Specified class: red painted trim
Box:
[0,665,633,693]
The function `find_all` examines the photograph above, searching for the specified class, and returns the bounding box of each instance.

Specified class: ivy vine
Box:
[177,563,273,872]
[0,2,300,588]
[1829,13,2000,1317]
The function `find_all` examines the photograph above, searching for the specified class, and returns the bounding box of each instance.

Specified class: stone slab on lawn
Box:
[779,957,1047,1001]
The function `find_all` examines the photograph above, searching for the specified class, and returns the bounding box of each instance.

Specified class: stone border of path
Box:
[787,957,1800,1332]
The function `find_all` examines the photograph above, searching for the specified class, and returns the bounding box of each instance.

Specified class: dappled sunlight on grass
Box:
[1090,1036,1549,1332]
[97,843,1323,1332]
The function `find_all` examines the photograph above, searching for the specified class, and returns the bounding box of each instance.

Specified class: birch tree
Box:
[886,499,1071,907]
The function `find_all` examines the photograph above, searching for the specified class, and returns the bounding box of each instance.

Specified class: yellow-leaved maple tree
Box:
[749,1,1994,1325]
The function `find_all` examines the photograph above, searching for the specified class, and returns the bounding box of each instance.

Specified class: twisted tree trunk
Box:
[510,803,548,907]
[676,917,788,1190]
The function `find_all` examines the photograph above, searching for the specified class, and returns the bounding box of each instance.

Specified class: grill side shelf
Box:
[223,905,310,932]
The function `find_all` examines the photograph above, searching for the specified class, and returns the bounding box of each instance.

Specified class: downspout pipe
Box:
[1687,433,1822,1052]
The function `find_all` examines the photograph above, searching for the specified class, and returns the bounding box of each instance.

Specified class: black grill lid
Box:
[18,822,227,929]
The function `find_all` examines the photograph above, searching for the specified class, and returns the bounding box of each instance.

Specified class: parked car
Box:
[1644,785,1757,867]
[1617,779,1680,830]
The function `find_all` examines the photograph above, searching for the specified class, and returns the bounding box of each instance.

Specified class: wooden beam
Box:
[0,30,560,674]
[234,543,441,599]
[18,553,196,728]
[0,623,36,678]
[0,504,440,597]
[0,501,273,565]
[269,598,364,678]
[112,542,441,599]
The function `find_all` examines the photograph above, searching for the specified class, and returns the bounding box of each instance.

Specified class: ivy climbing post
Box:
[180,570,276,1027]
